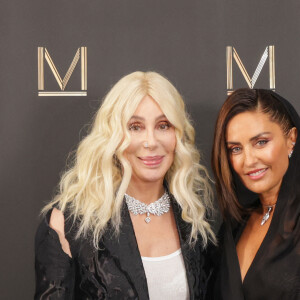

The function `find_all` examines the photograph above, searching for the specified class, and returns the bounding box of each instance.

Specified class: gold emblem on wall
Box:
[226,45,275,95]
[38,47,87,96]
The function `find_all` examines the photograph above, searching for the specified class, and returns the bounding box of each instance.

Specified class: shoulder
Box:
[49,208,65,234]
[36,207,73,258]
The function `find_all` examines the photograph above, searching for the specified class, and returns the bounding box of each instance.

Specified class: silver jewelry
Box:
[261,203,276,226]
[125,191,170,223]
[143,141,149,148]
[289,142,296,158]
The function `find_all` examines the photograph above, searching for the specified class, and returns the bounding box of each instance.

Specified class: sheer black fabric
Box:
[35,194,213,300]
[212,91,300,300]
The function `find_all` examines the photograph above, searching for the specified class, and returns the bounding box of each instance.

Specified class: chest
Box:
[236,211,272,281]
[130,211,181,257]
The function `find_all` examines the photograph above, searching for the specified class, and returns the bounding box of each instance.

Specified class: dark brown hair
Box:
[211,88,294,221]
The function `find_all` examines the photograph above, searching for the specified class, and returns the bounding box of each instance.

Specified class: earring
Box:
[289,142,296,159]
[143,142,149,148]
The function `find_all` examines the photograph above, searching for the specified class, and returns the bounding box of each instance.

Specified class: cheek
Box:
[164,132,176,152]
[229,156,242,174]
[125,135,143,155]
[265,143,289,170]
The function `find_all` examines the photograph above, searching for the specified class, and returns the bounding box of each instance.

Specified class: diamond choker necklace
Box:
[125,191,170,223]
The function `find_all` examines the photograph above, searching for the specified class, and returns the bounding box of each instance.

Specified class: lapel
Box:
[101,202,149,299]
[220,220,245,300]
[171,196,197,300]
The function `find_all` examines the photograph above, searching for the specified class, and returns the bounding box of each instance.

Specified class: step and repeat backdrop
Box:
[1,0,300,298]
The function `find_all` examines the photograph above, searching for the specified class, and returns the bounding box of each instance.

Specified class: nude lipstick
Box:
[139,156,164,166]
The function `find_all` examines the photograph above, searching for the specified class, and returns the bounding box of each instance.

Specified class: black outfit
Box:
[35,194,212,300]
[212,91,300,300]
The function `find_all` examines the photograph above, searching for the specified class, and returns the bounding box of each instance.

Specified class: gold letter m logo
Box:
[226,45,275,95]
[38,47,87,96]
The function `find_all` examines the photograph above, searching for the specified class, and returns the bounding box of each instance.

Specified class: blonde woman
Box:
[35,71,216,300]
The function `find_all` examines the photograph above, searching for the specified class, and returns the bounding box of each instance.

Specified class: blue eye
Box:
[229,147,241,154]
[257,140,268,146]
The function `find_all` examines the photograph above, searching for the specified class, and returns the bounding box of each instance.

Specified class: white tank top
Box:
[141,249,190,300]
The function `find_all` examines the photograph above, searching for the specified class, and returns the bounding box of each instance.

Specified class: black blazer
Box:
[35,197,212,299]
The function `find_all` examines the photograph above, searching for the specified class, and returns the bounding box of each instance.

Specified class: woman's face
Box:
[226,110,296,199]
[124,95,176,185]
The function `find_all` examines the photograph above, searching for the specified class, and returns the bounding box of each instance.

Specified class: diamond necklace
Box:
[261,203,276,226]
[125,191,170,223]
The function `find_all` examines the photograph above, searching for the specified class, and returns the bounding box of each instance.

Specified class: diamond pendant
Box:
[145,212,151,223]
[261,206,272,226]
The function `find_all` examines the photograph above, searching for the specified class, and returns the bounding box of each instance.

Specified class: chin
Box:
[242,181,272,195]
[141,173,166,183]
[130,168,164,183]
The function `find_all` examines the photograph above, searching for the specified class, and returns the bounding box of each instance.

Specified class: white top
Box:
[141,249,190,300]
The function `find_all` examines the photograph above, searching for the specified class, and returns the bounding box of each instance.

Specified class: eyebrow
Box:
[226,132,271,145]
[129,114,167,121]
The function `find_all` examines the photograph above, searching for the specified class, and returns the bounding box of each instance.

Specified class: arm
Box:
[49,208,72,258]
[34,208,75,300]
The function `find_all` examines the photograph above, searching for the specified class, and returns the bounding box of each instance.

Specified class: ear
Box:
[287,127,297,151]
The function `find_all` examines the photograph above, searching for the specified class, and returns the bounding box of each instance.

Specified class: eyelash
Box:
[257,139,269,146]
[158,121,172,130]
[128,121,172,131]
[228,147,241,154]
[128,123,142,131]
[228,139,269,154]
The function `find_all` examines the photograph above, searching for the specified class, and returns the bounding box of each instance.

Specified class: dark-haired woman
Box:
[211,89,299,299]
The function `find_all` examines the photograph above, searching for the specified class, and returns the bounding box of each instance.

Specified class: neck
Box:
[126,178,165,204]
[259,191,278,207]
[259,178,283,207]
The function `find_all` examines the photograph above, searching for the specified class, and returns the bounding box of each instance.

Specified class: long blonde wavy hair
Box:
[43,71,216,248]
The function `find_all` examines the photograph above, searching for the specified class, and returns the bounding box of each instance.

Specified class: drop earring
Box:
[289,142,296,159]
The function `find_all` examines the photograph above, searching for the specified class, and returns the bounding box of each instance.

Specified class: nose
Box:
[243,147,258,167]
[145,128,158,150]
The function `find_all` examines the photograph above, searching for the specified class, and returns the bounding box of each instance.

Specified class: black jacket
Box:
[35,197,213,299]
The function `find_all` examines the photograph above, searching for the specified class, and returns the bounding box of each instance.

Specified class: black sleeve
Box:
[34,211,75,300]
